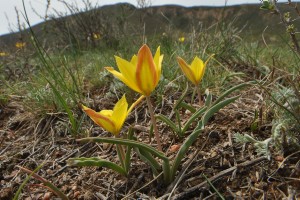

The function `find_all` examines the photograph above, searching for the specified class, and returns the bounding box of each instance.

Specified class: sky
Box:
[0,0,290,36]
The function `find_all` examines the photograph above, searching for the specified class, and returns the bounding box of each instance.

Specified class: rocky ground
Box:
[0,82,299,200]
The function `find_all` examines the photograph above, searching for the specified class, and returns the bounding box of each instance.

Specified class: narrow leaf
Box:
[214,82,251,105]
[202,96,239,127]
[171,121,203,179]
[181,106,207,134]
[135,147,160,176]
[178,102,196,113]
[156,114,179,134]
[77,137,168,162]
[67,157,127,176]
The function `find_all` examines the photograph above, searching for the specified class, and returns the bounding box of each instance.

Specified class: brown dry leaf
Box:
[169,144,181,153]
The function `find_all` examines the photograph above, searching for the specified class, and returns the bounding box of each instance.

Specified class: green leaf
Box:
[67,157,127,176]
[181,106,207,134]
[156,114,180,135]
[202,96,240,128]
[171,121,203,179]
[260,0,274,10]
[135,147,160,176]
[124,127,134,173]
[13,164,44,200]
[172,95,239,179]
[203,174,225,200]
[175,110,183,137]
[178,101,196,113]
[77,137,172,184]
[77,137,168,161]
[214,82,251,105]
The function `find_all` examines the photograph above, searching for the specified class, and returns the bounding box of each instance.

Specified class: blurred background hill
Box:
[0,2,295,51]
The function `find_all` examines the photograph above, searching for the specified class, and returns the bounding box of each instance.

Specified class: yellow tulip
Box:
[15,42,26,49]
[93,33,101,40]
[82,95,144,135]
[0,52,8,57]
[105,44,163,96]
[178,37,185,42]
[177,55,214,86]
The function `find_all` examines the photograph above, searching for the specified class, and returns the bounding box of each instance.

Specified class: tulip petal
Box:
[130,55,138,66]
[153,46,163,85]
[105,67,143,94]
[191,56,205,84]
[177,57,198,85]
[127,95,145,114]
[82,105,116,134]
[136,45,158,96]
[115,56,137,84]
[99,110,113,117]
[112,95,128,133]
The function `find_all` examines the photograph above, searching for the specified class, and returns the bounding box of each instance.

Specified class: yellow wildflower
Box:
[105,44,163,96]
[178,37,185,42]
[177,55,214,86]
[15,42,26,49]
[82,95,144,135]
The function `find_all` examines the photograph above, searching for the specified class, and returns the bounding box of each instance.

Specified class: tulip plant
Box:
[68,44,250,185]
[177,55,214,105]
[106,45,163,150]
[68,95,144,175]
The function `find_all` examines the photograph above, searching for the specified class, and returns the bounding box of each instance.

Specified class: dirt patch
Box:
[0,85,299,200]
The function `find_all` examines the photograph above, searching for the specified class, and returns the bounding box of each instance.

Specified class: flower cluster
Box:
[71,44,235,185]
[83,44,212,137]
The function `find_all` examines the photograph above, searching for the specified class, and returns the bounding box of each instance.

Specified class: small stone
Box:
[42,192,52,200]
[74,191,81,198]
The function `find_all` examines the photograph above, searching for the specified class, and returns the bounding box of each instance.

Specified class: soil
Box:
[0,82,300,200]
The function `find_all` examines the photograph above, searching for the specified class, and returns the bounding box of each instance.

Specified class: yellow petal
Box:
[112,95,128,134]
[153,46,163,85]
[130,55,138,66]
[177,57,197,85]
[99,110,113,117]
[105,66,143,94]
[115,56,137,85]
[190,56,204,84]
[136,45,158,96]
[127,95,145,114]
[82,105,116,134]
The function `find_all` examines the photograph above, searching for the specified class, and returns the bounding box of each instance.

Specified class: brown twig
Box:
[171,156,267,199]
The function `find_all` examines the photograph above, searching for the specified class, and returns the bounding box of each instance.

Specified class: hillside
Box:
[0,3,294,51]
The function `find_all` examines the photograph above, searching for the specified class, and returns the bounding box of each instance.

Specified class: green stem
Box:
[116,144,126,170]
[162,158,172,184]
[115,135,126,170]
[146,96,162,151]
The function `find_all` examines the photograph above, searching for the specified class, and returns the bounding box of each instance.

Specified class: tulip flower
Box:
[0,52,8,57]
[82,95,144,136]
[105,44,163,97]
[105,44,164,151]
[178,37,185,43]
[15,42,26,49]
[177,55,214,105]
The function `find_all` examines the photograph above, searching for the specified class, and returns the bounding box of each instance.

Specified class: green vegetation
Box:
[0,0,299,199]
